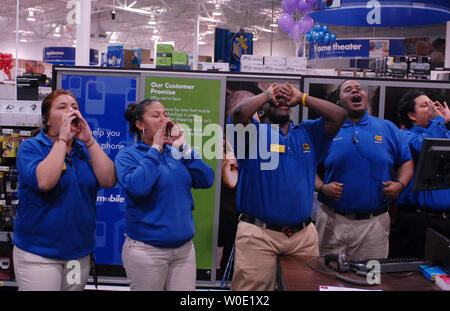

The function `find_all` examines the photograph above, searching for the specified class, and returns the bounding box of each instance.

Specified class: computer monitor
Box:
[412,138,450,191]
[425,228,450,270]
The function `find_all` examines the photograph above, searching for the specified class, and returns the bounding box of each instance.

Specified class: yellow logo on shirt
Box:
[270,144,285,153]
[62,162,67,171]
[375,135,383,143]
[303,143,311,153]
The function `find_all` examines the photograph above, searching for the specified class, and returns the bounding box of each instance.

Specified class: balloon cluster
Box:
[0,53,14,76]
[305,23,337,45]
[278,0,333,41]
[278,0,316,41]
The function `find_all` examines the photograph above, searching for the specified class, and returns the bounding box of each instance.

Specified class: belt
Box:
[239,213,311,238]
[331,206,388,220]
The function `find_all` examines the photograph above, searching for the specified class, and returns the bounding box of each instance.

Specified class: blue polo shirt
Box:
[115,142,214,248]
[14,130,99,260]
[318,112,412,213]
[397,116,450,211]
[228,117,333,227]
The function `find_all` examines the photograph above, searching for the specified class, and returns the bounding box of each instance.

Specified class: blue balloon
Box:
[321,25,329,34]
[318,31,324,39]
[312,31,322,43]
[322,34,330,44]
[330,33,336,42]
[314,24,322,32]
[305,33,313,43]
[318,0,327,9]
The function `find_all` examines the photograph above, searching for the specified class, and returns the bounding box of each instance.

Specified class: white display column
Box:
[193,0,199,70]
[446,21,450,68]
[75,0,91,66]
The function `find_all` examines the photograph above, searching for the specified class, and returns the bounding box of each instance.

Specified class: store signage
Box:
[366,0,381,25]
[61,74,137,265]
[144,76,222,270]
[43,47,76,65]
[106,46,124,67]
[230,32,253,72]
[43,47,99,66]
[66,0,80,25]
[309,0,450,27]
[310,39,370,59]
[309,38,405,59]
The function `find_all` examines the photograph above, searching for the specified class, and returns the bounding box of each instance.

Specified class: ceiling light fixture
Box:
[148,14,156,25]
[212,10,222,16]
[27,9,36,22]
[53,26,61,37]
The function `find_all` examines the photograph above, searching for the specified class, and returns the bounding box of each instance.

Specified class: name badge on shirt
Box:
[374,135,383,143]
[270,144,285,153]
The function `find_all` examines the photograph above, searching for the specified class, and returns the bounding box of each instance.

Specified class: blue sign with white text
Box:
[43,47,99,66]
[309,0,450,27]
[43,47,76,65]
[61,74,137,265]
[310,39,370,59]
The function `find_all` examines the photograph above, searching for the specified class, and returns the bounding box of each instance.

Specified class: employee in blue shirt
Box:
[393,90,450,258]
[115,99,214,291]
[315,80,413,260]
[13,89,116,291]
[228,82,347,291]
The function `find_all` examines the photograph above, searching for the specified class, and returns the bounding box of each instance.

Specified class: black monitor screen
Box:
[413,138,450,191]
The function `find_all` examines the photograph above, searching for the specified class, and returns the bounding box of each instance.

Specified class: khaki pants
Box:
[231,220,319,291]
[13,246,90,291]
[315,204,390,259]
[122,235,196,291]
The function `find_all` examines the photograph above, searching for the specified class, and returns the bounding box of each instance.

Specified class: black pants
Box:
[390,209,450,258]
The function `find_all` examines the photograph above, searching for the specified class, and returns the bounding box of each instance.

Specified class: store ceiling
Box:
[1,0,289,52]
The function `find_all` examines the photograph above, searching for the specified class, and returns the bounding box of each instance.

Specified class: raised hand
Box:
[59,111,78,142]
[167,122,185,149]
[153,120,172,150]
[71,110,95,145]
[282,83,303,107]
[434,100,450,123]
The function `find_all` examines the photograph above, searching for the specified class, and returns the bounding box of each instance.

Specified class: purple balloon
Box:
[297,0,314,14]
[289,22,305,40]
[281,0,295,14]
[299,15,314,32]
[281,0,296,14]
[288,28,300,40]
[284,0,299,12]
[306,0,317,5]
[278,13,295,33]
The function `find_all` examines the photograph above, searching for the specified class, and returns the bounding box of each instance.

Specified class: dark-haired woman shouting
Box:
[115,99,214,291]
[14,89,116,291]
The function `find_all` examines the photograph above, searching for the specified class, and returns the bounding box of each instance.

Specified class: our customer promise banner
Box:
[145,76,222,269]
